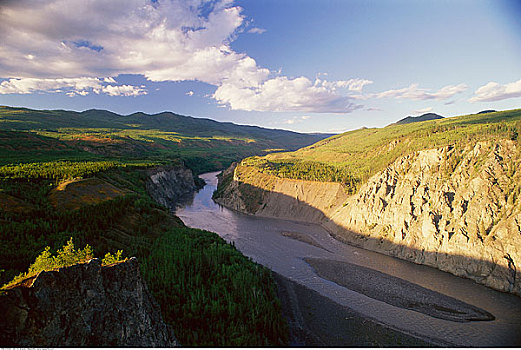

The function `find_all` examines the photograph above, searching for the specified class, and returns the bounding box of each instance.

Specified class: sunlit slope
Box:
[0,106,330,150]
[0,106,332,173]
[247,109,521,189]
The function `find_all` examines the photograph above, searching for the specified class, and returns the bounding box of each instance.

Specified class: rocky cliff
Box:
[217,140,521,296]
[0,258,178,347]
[215,163,348,223]
[146,165,198,208]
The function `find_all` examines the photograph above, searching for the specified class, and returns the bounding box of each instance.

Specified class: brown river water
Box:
[175,172,521,346]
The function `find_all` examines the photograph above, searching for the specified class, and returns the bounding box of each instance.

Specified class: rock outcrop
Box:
[217,140,521,296]
[146,165,198,208]
[0,258,178,347]
[214,163,348,223]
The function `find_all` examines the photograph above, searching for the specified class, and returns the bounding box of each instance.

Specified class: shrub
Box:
[1,238,123,289]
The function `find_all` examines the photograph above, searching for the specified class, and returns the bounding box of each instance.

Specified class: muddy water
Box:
[175,172,521,346]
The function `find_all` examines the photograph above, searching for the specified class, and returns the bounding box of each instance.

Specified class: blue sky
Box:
[0,0,520,133]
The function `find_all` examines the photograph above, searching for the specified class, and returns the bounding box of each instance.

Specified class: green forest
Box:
[0,107,298,346]
[0,159,288,346]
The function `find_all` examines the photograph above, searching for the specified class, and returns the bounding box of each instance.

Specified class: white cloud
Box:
[0,0,366,113]
[373,83,467,101]
[412,107,433,114]
[186,90,194,96]
[469,79,521,102]
[214,76,362,113]
[0,77,146,96]
[102,84,147,96]
[248,27,266,34]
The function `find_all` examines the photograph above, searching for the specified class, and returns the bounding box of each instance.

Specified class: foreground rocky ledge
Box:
[0,258,178,347]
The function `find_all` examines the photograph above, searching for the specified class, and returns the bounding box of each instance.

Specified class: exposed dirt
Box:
[48,177,129,210]
[0,192,34,213]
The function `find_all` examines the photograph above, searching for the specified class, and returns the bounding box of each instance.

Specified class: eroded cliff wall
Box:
[146,165,198,208]
[0,258,178,347]
[215,163,348,223]
[217,140,521,296]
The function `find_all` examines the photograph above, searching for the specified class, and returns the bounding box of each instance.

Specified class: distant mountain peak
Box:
[394,113,444,125]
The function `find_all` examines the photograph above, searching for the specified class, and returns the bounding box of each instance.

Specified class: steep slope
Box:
[215,109,521,296]
[0,258,178,347]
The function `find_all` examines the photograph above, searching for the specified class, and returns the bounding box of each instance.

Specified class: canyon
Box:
[215,139,521,296]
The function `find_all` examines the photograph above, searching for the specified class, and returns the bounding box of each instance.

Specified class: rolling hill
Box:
[0,106,332,173]
[393,112,444,125]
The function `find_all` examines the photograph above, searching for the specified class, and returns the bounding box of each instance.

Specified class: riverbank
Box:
[272,272,435,347]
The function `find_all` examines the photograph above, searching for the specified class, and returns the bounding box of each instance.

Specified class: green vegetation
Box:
[0,125,289,345]
[0,106,330,174]
[0,160,158,180]
[241,157,361,194]
[142,228,287,346]
[1,238,125,289]
[246,109,521,192]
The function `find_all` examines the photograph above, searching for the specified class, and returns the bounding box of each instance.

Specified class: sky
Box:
[0,0,520,133]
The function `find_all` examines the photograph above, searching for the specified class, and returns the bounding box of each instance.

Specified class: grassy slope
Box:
[0,106,330,173]
[244,109,521,190]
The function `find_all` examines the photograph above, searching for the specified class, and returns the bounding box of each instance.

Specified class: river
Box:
[175,171,521,346]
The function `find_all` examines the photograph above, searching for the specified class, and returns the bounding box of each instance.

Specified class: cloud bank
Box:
[469,79,521,102]
[373,83,468,101]
[0,77,146,96]
[0,0,365,113]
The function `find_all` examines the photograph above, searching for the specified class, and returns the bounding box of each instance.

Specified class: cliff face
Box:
[146,165,197,208]
[214,163,348,223]
[0,258,178,347]
[218,140,521,296]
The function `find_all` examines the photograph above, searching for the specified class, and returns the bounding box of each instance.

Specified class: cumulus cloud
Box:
[373,83,468,100]
[214,76,363,113]
[469,79,521,102]
[101,84,147,97]
[0,0,365,113]
[0,77,146,96]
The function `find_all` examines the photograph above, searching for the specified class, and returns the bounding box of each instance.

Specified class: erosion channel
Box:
[175,172,521,346]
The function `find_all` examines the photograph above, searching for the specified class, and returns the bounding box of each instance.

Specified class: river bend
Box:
[175,172,521,346]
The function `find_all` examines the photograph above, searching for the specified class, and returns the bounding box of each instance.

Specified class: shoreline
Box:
[272,271,440,347]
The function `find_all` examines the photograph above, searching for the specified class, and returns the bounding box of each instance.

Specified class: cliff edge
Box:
[216,140,521,296]
[0,258,178,347]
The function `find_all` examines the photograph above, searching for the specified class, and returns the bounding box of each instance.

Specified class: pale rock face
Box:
[219,140,521,296]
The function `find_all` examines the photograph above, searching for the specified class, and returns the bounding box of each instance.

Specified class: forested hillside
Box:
[0,105,294,346]
[0,106,330,173]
